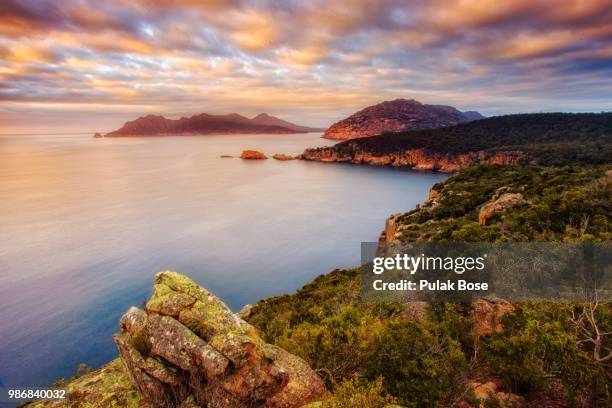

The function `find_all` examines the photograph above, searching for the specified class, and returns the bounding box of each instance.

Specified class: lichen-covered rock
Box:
[240,150,268,160]
[115,271,325,407]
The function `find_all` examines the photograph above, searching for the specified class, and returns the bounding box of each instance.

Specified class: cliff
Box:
[323,99,483,140]
[302,145,526,172]
[304,112,612,171]
[104,113,321,137]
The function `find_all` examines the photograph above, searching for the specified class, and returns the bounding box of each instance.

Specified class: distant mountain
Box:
[323,98,484,140]
[104,113,322,137]
[250,113,325,132]
[462,111,486,121]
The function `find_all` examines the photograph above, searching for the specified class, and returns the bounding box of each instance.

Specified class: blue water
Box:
[0,133,446,388]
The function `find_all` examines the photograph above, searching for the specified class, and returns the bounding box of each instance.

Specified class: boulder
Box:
[115,271,325,408]
[238,304,253,320]
[478,192,526,225]
[471,299,515,336]
[93,132,104,138]
[272,154,296,161]
[458,380,525,408]
[240,150,268,160]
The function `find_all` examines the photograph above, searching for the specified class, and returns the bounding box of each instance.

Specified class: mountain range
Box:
[323,98,484,140]
[103,113,324,137]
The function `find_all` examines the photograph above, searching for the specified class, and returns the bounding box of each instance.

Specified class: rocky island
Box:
[101,113,323,137]
[323,99,483,140]
[240,150,268,160]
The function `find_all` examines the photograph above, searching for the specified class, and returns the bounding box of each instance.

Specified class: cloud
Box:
[0,0,610,132]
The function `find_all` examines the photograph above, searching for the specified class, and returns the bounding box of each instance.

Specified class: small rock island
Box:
[240,150,268,160]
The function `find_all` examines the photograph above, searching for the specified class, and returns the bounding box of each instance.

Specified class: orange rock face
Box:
[478,192,526,225]
[302,146,526,173]
[240,150,268,160]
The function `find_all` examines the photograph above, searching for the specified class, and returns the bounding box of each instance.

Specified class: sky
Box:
[0,0,611,133]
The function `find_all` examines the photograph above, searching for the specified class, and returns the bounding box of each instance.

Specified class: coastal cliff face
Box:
[302,145,526,172]
[323,99,483,140]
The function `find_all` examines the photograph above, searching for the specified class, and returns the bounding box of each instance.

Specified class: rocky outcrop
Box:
[114,271,325,408]
[105,113,319,137]
[478,190,526,225]
[272,154,297,161]
[240,150,268,160]
[471,299,515,337]
[378,213,403,246]
[220,155,233,158]
[302,146,526,172]
[458,380,526,408]
[93,132,104,138]
[323,99,483,140]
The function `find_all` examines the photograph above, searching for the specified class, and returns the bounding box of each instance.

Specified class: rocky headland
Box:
[304,112,612,171]
[323,99,483,140]
[102,113,322,137]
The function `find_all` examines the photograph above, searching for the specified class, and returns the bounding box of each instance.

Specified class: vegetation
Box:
[247,162,612,407]
[316,377,397,408]
[396,164,611,242]
[332,113,612,166]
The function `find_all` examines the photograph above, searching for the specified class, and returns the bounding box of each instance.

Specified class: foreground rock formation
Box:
[115,271,325,407]
[240,150,268,160]
[323,99,483,140]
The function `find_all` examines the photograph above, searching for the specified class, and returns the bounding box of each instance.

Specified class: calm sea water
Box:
[0,133,446,388]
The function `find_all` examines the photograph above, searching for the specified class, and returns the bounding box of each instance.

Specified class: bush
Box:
[320,377,397,408]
